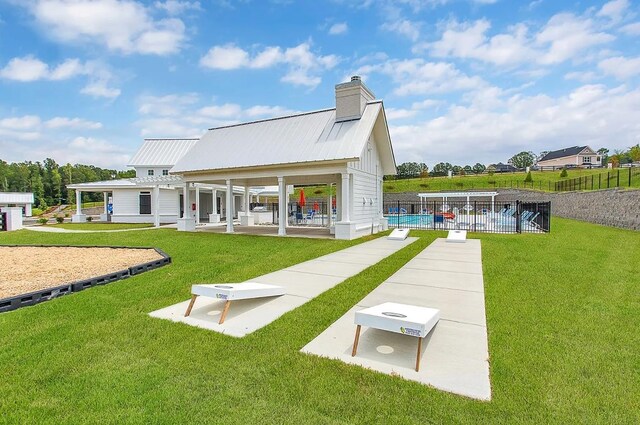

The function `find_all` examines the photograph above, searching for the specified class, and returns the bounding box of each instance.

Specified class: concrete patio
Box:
[149,236,418,337]
[301,238,491,400]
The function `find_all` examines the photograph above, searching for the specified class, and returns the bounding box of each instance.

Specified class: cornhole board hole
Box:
[388,229,410,240]
[446,230,467,243]
[352,302,440,371]
[185,283,285,324]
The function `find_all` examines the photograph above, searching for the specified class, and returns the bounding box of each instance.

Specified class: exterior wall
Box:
[135,166,171,178]
[345,134,385,237]
[0,203,32,216]
[110,187,180,223]
[538,152,602,168]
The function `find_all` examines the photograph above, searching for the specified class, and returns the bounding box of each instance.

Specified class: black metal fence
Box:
[555,167,640,191]
[383,200,551,234]
[0,212,6,231]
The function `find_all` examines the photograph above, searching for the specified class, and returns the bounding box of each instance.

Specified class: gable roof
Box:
[538,146,589,162]
[128,138,199,167]
[171,101,396,175]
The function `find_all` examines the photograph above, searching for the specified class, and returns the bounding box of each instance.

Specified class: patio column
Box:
[327,184,332,228]
[182,184,189,218]
[195,186,200,224]
[75,190,82,216]
[212,189,217,214]
[244,184,250,214]
[341,173,350,222]
[278,176,286,236]
[153,185,160,228]
[226,179,234,233]
[103,192,108,214]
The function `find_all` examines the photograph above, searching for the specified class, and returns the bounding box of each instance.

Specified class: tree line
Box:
[0,158,135,209]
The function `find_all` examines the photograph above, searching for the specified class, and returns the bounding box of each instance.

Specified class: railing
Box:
[555,168,640,191]
[383,200,551,234]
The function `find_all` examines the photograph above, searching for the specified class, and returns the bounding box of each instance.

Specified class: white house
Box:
[0,192,34,216]
[537,146,602,169]
[171,76,396,240]
[67,139,250,226]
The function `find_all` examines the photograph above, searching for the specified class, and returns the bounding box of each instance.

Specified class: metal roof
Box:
[172,101,395,174]
[538,146,588,162]
[0,192,35,204]
[67,177,248,193]
[128,138,199,167]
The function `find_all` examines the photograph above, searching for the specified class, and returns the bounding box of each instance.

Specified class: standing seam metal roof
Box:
[127,138,199,167]
[172,102,384,174]
[538,146,589,162]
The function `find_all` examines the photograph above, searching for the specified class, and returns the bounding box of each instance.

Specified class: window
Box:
[162,169,169,176]
[583,156,591,164]
[139,192,151,215]
[147,169,154,176]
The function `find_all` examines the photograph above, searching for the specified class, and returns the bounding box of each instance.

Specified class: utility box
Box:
[0,207,24,231]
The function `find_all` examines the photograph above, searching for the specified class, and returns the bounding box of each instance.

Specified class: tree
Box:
[463,165,473,175]
[418,163,429,178]
[509,151,535,169]
[430,162,453,177]
[560,168,568,178]
[472,163,486,174]
[524,171,533,183]
[396,162,422,179]
[452,165,462,175]
[597,147,609,166]
[629,144,640,162]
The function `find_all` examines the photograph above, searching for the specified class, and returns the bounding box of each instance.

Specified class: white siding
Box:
[159,189,179,215]
[112,189,140,215]
[347,134,384,232]
[135,167,171,178]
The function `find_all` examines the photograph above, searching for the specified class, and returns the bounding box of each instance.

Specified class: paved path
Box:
[301,238,491,400]
[23,225,172,233]
[149,237,418,337]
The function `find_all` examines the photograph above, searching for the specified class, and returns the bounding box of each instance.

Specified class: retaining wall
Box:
[383,189,640,231]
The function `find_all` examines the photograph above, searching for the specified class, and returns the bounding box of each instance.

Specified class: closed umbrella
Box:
[313,201,319,212]
[299,189,306,212]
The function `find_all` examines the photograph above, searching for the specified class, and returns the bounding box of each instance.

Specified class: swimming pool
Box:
[384,214,434,226]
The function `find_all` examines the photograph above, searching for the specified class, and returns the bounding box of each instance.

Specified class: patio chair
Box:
[304,210,315,224]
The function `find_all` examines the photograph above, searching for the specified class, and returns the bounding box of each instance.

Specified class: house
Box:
[171,76,396,240]
[0,192,34,216]
[67,139,250,226]
[487,163,518,173]
[536,146,602,169]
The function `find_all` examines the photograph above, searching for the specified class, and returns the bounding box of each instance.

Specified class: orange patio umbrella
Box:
[299,189,306,209]
[313,201,319,211]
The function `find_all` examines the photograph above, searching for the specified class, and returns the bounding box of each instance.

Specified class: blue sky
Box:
[1,0,639,170]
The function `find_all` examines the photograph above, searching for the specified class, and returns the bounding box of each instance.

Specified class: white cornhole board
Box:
[388,228,410,240]
[353,302,440,371]
[446,229,467,243]
[354,302,440,337]
[192,282,285,300]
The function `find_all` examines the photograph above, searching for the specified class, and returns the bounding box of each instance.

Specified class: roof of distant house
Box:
[538,146,589,162]
[0,192,34,204]
[128,138,199,168]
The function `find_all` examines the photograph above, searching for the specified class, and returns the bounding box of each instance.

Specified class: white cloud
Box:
[200,42,339,88]
[0,56,51,81]
[328,22,348,35]
[0,115,41,131]
[154,0,201,15]
[620,22,640,35]
[23,0,186,55]
[45,117,103,129]
[381,18,420,41]
[385,107,418,120]
[597,0,629,24]
[564,71,598,82]
[138,93,199,116]
[390,84,640,166]
[598,56,640,80]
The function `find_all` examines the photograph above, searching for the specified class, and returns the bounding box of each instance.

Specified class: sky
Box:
[1,0,639,170]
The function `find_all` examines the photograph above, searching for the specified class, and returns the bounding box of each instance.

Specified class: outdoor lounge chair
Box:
[304,210,315,224]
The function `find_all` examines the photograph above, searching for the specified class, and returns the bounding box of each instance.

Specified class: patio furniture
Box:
[185,283,286,324]
[352,302,440,371]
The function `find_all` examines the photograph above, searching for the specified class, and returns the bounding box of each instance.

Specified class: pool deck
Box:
[301,237,491,400]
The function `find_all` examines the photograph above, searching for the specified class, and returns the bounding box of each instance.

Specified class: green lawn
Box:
[47,222,155,230]
[0,220,638,423]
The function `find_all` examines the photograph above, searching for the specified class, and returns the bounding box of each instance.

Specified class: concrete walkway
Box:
[301,238,491,400]
[149,237,418,337]
[23,225,173,233]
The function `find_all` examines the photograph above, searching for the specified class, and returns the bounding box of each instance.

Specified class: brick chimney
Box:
[335,76,375,122]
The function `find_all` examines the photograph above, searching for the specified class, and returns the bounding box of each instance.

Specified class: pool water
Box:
[385,214,434,226]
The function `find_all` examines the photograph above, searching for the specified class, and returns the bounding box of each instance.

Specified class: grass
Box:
[47,222,154,230]
[0,220,639,423]
[62,201,105,211]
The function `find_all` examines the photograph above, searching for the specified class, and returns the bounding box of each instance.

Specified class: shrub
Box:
[55,216,64,223]
[38,217,48,225]
[455,182,464,188]
[524,171,533,183]
[419,183,429,188]
[488,170,495,177]
[64,213,70,218]
[86,216,93,222]
[385,185,395,190]
[560,168,568,178]
[488,179,496,185]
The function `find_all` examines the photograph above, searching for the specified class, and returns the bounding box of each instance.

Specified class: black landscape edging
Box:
[0,245,171,313]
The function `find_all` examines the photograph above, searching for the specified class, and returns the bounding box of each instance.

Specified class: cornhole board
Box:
[352,302,440,371]
[446,229,467,243]
[185,283,285,324]
[388,228,410,240]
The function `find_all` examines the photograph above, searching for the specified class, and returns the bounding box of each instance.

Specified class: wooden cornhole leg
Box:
[351,325,362,357]
[184,294,198,317]
[218,300,232,324]
[415,337,423,372]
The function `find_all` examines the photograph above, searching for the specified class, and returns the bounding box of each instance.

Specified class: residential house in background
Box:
[487,162,518,173]
[536,146,602,169]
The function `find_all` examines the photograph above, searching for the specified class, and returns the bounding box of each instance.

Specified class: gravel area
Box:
[0,246,163,299]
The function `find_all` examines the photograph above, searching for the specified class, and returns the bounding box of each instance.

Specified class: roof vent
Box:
[335,77,375,122]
